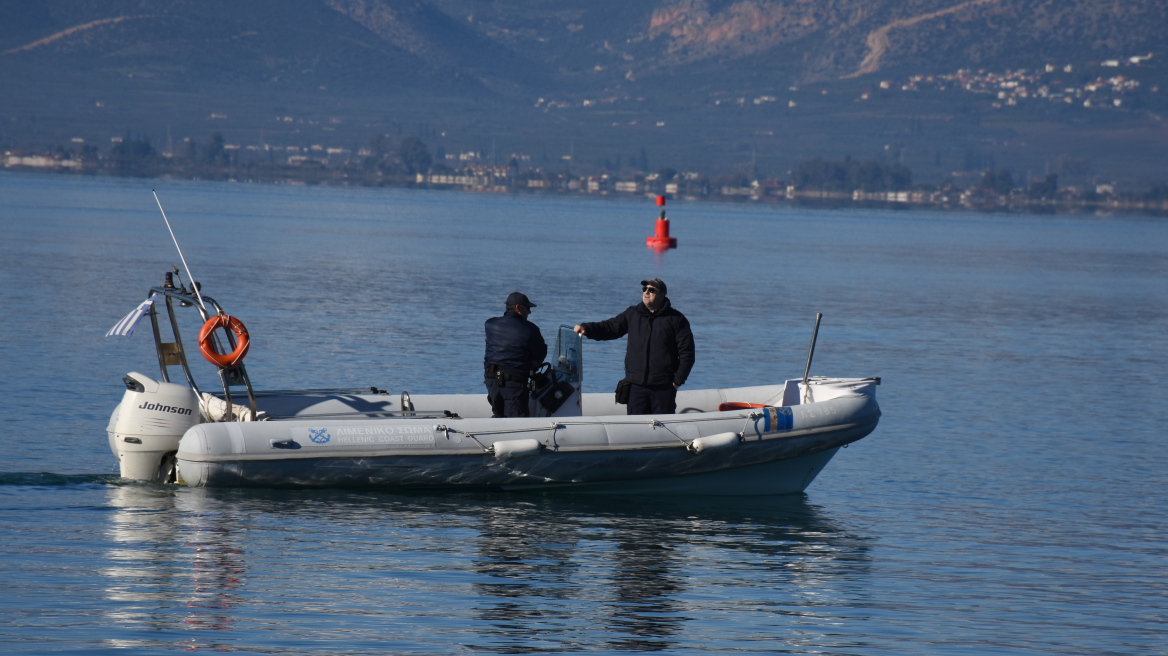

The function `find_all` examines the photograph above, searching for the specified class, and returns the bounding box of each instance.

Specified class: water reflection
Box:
[604,534,683,651]
[102,485,246,649]
[468,502,585,653]
[183,523,245,632]
[99,485,870,652]
[462,493,870,653]
[101,485,185,629]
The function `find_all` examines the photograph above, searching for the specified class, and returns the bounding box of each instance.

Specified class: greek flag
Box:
[106,297,156,337]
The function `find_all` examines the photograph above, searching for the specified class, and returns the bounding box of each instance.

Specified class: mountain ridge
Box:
[1,0,1166,187]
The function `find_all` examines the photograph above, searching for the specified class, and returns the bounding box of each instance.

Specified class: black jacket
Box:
[484,311,547,378]
[581,298,695,387]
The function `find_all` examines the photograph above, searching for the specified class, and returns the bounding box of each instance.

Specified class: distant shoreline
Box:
[3,164,1166,218]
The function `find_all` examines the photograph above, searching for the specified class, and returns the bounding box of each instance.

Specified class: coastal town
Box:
[5,53,1166,216]
[529,55,1160,116]
[6,134,1166,216]
[870,55,1157,111]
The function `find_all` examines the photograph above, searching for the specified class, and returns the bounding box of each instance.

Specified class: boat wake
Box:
[0,472,125,487]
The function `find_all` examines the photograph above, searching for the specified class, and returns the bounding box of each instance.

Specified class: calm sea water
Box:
[1,171,1166,655]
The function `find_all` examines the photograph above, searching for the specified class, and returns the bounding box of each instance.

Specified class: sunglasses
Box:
[642,286,659,294]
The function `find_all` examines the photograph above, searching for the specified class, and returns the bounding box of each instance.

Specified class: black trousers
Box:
[485,379,530,418]
[627,383,677,415]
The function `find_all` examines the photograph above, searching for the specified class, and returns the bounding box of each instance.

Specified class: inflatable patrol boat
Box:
[107,272,880,494]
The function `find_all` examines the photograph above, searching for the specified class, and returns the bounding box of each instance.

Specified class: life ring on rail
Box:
[718,402,769,412]
[197,314,250,368]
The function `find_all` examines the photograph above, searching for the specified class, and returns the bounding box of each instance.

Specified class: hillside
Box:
[1,0,1166,188]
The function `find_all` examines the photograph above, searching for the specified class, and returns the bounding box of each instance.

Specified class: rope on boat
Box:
[433,422,566,454]
[403,409,772,456]
[651,413,763,447]
[548,422,563,451]
[267,410,445,421]
[744,413,761,440]
[650,420,690,446]
[429,412,767,452]
[552,413,757,427]
[269,409,763,426]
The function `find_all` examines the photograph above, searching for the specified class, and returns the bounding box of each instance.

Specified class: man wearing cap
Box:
[573,278,695,415]
[484,292,548,418]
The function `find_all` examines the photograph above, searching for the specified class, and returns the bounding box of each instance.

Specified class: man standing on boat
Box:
[574,278,695,415]
[484,292,548,418]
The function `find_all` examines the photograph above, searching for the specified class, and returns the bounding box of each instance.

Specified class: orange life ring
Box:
[197,314,250,368]
[718,402,769,412]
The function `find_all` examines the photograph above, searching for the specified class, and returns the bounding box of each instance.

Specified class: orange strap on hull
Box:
[717,402,769,412]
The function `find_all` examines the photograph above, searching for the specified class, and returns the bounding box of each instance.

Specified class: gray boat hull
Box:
[176,382,880,494]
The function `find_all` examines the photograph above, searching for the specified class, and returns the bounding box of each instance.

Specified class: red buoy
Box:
[646,195,677,250]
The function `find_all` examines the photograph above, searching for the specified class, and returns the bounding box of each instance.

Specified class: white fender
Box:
[688,432,741,454]
[491,438,543,459]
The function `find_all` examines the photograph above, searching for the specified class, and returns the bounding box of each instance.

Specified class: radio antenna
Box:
[152,190,207,312]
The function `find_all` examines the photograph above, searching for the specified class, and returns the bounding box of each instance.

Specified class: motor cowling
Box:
[108,371,200,482]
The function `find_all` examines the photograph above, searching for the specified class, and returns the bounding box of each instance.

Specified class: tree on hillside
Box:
[109,138,156,174]
[368,133,393,164]
[369,133,393,158]
[397,136,431,175]
[711,171,751,188]
[980,169,1015,194]
[201,132,229,167]
[1029,173,1059,199]
[1144,183,1168,201]
[78,144,99,165]
[794,156,912,192]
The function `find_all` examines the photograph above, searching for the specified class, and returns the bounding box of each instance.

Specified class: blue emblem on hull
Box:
[762,407,794,432]
[308,428,332,444]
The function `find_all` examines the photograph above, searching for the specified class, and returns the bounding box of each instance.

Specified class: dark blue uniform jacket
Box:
[484,311,547,378]
[580,298,695,387]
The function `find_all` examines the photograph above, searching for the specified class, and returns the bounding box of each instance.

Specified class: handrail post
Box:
[802,313,822,403]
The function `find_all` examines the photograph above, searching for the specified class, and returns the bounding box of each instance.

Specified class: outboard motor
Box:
[108,371,200,482]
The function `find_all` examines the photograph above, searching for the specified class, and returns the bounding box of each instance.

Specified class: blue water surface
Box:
[0,171,1165,655]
